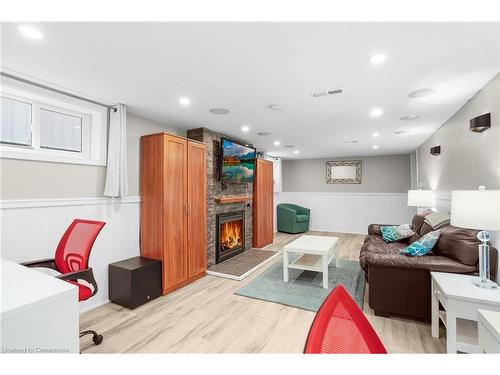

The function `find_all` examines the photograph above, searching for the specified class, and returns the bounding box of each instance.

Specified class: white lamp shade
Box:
[451,190,500,231]
[407,190,433,207]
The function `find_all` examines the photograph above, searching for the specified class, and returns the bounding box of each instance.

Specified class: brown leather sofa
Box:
[359,210,498,321]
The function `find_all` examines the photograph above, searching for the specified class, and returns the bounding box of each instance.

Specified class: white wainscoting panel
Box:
[278,192,413,234]
[1,197,140,312]
[433,191,452,213]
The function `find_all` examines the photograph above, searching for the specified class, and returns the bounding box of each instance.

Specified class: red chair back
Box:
[304,284,387,354]
[54,219,106,274]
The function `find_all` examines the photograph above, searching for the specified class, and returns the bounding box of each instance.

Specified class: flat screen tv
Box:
[220,137,256,183]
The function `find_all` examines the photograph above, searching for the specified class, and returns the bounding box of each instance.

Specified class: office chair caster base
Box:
[80,330,103,345]
[93,334,103,345]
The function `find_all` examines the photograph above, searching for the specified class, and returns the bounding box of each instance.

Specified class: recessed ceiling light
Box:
[372,132,380,137]
[209,108,230,115]
[266,104,285,111]
[400,114,420,121]
[18,25,44,40]
[274,141,281,146]
[257,132,272,136]
[241,125,250,132]
[293,150,300,154]
[369,54,386,65]
[179,97,191,106]
[408,88,436,98]
[370,108,383,117]
[373,145,379,149]
[284,145,295,148]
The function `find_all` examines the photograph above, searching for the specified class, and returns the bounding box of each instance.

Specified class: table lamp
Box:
[407,189,433,211]
[451,187,500,289]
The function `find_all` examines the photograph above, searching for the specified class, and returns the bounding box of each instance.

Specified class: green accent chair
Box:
[277,204,311,234]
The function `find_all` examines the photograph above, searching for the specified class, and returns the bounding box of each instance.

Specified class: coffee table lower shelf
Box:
[288,254,335,273]
[439,311,480,353]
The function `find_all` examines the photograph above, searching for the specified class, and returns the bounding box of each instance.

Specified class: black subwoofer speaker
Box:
[109,256,161,309]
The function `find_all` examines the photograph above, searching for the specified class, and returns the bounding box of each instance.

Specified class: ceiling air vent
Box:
[310,88,344,98]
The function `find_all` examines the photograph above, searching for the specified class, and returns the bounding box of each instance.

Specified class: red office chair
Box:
[304,284,387,354]
[22,219,106,345]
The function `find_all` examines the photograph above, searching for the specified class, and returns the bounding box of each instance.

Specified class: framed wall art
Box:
[326,160,362,184]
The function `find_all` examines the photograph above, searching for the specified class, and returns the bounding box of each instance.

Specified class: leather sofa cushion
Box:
[360,231,477,274]
[296,214,309,222]
[360,251,476,274]
[411,209,433,234]
[368,224,386,236]
[363,235,407,254]
[360,236,407,270]
[433,225,480,266]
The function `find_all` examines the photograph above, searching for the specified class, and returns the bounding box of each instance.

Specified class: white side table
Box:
[283,235,339,289]
[431,272,500,354]
[478,309,500,353]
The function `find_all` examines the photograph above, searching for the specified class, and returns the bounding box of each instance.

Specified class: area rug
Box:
[234,256,365,312]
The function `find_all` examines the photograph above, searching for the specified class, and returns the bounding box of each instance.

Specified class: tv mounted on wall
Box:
[220,137,256,183]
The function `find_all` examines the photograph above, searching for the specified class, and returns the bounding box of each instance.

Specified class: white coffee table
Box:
[283,235,339,289]
[431,272,500,353]
[478,309,500,353]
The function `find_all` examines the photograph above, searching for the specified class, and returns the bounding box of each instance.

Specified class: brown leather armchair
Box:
[359,210,498,321]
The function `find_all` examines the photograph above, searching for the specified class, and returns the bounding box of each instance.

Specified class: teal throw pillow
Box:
[380,224,414,243]
[401,229,441,256]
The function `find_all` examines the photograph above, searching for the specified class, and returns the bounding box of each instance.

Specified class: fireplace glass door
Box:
[216,211,245,263]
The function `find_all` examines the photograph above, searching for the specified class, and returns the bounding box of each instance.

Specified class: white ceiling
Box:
[1,22,499,159]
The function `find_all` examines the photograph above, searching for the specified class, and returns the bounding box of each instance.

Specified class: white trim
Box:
[207,251,281,281]
[0,196,140,209]
[280,191,408,197]
[0,149,106,166]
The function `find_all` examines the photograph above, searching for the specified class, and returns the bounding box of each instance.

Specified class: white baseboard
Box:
[0,196,140,209]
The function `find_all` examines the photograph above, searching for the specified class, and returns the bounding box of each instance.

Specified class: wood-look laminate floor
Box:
[80,231,446,353]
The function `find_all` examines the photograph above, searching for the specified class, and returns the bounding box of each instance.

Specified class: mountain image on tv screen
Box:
[221,138,256,182]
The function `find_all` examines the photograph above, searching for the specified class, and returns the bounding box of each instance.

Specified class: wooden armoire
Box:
[253,158,274,248]
[140,133,207,295]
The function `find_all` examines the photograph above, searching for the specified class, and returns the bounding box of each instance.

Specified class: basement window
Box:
[39,108,84,153]
[0,97,32,147]
[0,84,107,166]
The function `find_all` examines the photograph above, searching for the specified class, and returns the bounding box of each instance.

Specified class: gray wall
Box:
[282,154,411,193]
[417,73,500,190]
[0,112,185,199]
[126,112,185,196]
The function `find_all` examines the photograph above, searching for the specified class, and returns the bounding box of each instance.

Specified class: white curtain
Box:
[104,103,128,197]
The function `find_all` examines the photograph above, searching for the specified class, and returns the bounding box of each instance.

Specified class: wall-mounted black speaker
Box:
[430,145,441,156]
[470,113,491,133]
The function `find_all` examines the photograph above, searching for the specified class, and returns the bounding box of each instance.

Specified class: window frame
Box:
[38,103,87,154]
[0,95,33,148]
[0,85,107,166]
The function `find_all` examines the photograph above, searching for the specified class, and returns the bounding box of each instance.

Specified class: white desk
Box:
[283,235,339,289]
[431,272,500,354]
[478,309,500,353]
[1,259,79,353]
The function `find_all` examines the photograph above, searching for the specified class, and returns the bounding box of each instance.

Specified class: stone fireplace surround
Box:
[187,128,253,267]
